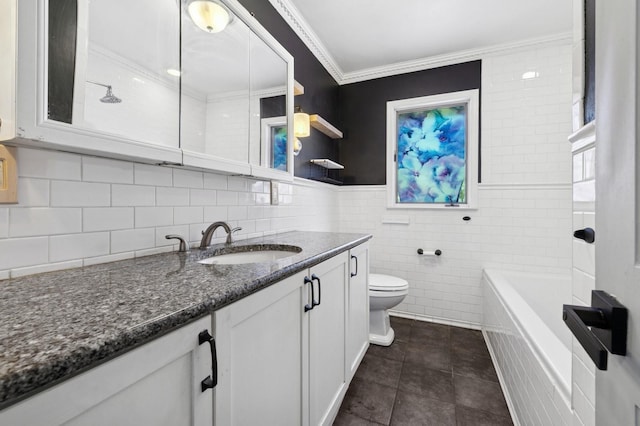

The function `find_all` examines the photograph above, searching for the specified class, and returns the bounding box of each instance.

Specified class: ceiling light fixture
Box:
[187,0,232,34]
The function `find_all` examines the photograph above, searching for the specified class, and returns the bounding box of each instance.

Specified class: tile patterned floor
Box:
[334,317,513,426]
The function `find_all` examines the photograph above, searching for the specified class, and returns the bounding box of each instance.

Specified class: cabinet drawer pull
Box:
[311,274,321,307]
[350,255,358,277]
[304,276,314,312]
[198,330,217,391]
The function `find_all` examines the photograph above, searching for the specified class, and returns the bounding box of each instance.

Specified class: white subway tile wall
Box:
[483,278,572,425]
[338,42,573,328]
[0,146,338,279]
[482,44,573,185]
[338,185,572,326]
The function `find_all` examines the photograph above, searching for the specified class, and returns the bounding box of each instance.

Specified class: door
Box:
[346,242,370,380]
[308,252,348,426]
[214,270,308,426]
[595,0,640,423]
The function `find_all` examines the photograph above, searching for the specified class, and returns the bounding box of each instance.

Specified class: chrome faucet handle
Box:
[226,227,242,244]
[165,234,189,252]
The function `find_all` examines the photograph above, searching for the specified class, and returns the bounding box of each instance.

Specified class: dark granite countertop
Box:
[0,231,371,409]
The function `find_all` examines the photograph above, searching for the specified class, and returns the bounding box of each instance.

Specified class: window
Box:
[261,116,287,171]
[386,89,479,209]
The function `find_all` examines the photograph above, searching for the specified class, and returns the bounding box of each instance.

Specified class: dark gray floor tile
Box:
[355,353,404,388]
[456,405,513,426]
[409,322,450,348]
[453,374,510,418]
[340,323,512,426]
[342,378,397,425]
[404,342,451,372]
[398,363,455,403]
[451,349,499,382]
[390,391,456,426]
[391,323,412,343]
[333,410,385,426]
[367,340,407,363]
[450,327,490,357]
[390,316,415,327]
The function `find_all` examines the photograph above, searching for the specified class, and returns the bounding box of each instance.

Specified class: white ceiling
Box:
[279,0,573,83]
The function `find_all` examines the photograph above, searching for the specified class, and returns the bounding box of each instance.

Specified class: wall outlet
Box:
[270,181,279,205]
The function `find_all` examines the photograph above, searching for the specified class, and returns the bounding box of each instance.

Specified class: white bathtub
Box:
[482,269,572,426]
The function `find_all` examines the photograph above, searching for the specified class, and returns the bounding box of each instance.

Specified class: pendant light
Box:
[294,106,310,138]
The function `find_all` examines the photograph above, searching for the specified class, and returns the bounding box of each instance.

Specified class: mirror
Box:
[41,0,291,174]
[249,32,288,171]
[181,0,290,174]
[180,1,251,164]
[47,0,181,149]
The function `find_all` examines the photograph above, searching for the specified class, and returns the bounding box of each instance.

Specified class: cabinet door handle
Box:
[304,276,314,312]
[311,274,321,307]
[198,330,217,391]
[350,255,358,277]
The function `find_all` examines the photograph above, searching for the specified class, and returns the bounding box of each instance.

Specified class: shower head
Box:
[87,81,122,104]
[100,86,122,104]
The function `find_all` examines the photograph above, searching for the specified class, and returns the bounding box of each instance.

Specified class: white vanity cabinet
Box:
[346,242,370,380]
[0,315,214,426]
[214,248,368,426]
[307,252,349,426]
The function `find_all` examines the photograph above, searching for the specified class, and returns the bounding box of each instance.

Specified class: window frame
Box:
[386,89,479,209]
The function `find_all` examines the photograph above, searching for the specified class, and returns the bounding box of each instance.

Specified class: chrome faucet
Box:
[200,221,242,248]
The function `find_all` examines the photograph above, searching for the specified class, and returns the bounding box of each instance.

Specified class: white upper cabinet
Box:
[13,0,183,164]
[180,0,293,180]
[2,0,293,179]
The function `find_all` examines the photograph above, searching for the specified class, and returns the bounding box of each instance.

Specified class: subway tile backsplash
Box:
[1,146,338,279]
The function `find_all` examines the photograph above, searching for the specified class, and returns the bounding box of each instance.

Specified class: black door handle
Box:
[573,227,595,243]
[304,276,314,312]
[562,290,627,370]
[563,305,608,369]
[350,255,358,277]
[311,274,321,307]
[198,330,217,391]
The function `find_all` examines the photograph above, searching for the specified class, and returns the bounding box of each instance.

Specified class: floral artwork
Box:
[271,125,287,171]
[396,105,467,204]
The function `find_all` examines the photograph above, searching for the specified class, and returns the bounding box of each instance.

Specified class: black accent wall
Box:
[338,62,482,185]
[240,1,482,186]
[239,0,341,180]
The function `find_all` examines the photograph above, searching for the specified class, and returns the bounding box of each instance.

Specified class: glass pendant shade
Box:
[293,137,303,156]
[294,112,310,137]
[188,0,231,34]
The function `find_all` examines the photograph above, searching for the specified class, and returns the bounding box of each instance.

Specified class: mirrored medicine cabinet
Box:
[10,0,294,180]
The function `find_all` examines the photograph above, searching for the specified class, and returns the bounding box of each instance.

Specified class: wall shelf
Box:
[310,159,344,169]
[309,159,343,185]
[294,80,304,96]
[309,114,343,139]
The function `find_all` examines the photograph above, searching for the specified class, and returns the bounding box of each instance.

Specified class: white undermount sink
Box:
[198,245,302,265]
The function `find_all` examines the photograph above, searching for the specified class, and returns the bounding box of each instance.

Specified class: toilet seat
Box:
[369,273,409,292]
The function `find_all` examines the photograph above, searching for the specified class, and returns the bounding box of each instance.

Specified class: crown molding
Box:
[340,32,573,85]
[268,0,344,82]
[269,0,572,86]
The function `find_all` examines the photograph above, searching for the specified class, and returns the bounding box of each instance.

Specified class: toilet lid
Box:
[369,273,409,291]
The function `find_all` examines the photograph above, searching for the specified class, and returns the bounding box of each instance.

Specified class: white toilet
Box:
[369,273,409,346]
